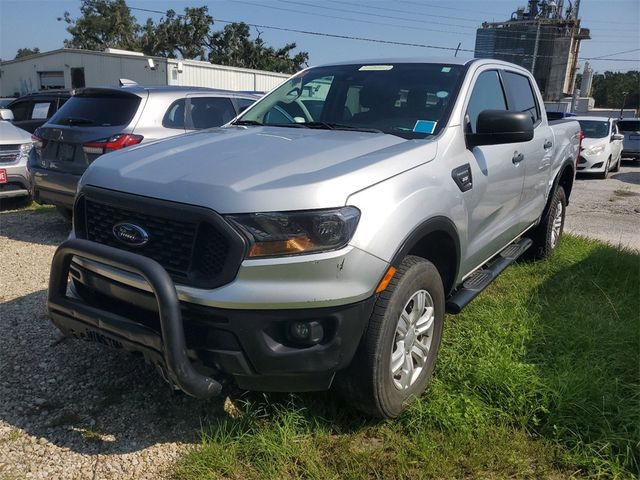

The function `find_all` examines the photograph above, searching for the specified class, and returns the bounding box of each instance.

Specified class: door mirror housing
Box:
[466,110,534,148]
[611,133,624,142]
[0,108,14,121]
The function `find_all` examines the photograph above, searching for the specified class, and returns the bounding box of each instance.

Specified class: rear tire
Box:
[336,256,444,418]
[528,186,566,259]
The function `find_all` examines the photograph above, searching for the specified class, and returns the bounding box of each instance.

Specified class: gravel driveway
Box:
[564,160,640,251]
[0,208,231,479]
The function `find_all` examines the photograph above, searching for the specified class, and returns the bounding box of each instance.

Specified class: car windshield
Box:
[578,120,610,139]
[618,120,640,133]
[235,63,465,139]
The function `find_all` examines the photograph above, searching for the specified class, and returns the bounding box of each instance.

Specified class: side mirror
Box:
[466,110,534,148]
[612,133,624,142]
[0,108,14,121]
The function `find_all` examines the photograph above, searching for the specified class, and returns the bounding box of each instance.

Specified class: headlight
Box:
[19,142,33,158]
[228,206,360,258]
[585,144,605,155]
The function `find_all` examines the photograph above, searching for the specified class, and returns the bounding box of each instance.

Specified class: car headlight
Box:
[19,142,33,158]
[228,206,360,258]
[585,144,605,155]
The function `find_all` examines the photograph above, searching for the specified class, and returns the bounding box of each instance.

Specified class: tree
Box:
[62,1,308,74]
[590,71,639,111]
[63,0,140,51]
[141,7,213,60]
[208,23,308,74]
[15,48,40,59]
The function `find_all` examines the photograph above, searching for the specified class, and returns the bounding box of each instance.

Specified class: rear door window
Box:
[187,97,236,129]
[466,70,507,133]
[10,100,33,121]
[163,99,186,129]
[49,93,141,127]
[502,71,540,126]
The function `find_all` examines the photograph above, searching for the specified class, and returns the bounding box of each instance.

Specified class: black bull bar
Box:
[48,238,223,398]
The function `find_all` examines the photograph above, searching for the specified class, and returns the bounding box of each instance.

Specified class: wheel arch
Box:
[389,216,460,296]
[556,160,575,204]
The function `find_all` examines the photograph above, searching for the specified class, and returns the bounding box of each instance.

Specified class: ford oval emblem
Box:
[112,222,149,247]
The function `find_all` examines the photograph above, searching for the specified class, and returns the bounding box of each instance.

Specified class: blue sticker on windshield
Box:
[413,120,437,134]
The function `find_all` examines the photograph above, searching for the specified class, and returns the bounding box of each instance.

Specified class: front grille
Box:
[75,188,246,288]
[0,144,20,163]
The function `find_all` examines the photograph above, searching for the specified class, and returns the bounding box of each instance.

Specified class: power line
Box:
[327,0,483,24]
[121,5,640,63]
[233,0,473,36]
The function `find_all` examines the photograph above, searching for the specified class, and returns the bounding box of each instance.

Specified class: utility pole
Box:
[620,91,629,119]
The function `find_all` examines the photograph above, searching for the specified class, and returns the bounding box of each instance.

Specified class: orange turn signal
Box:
[375,266,397,293]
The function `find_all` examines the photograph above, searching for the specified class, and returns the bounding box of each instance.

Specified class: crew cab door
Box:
[502,70,552,226]
[461,69,527,270]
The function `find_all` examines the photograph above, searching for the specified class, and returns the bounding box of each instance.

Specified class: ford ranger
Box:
[47,58,580,417]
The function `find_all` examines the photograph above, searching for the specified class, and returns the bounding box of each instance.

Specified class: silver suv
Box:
[29,85,259,218]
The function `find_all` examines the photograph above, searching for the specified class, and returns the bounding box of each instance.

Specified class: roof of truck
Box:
[320,57,474,67]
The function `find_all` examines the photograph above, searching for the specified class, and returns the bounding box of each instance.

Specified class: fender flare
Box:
[389,216,461,292]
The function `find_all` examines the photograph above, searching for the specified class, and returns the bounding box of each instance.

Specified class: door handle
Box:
[544,139,553,149]
[512,151,524,164]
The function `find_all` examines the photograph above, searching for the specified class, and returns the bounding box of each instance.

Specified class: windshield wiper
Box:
[303,122,384,134]
[232,119,263,126]
[58,117,96,126]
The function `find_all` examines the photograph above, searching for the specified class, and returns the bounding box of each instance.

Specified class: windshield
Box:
[236,63,465,139]
[578,120,610,139]
[618,120,640,133]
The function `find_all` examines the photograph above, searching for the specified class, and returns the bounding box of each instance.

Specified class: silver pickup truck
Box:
[48,58,580,417]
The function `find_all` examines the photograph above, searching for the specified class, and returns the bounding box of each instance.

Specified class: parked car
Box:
[7,90,72,133]
[0,110,33,202]
[0,98,17,109]
[546,111,576,121]
[47,58,580,417]
[30,85,259,218]
[617,118,640,161]
[575,116,624,178]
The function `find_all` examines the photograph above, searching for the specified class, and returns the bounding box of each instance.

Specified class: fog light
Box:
[289,320,324,345]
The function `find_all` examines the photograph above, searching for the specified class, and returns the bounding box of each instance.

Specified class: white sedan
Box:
[575,116,624,179]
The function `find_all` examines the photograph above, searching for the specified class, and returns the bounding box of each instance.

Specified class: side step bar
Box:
[445,237,532,314]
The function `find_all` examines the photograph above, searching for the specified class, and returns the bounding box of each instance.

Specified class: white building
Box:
[0,48,290,97]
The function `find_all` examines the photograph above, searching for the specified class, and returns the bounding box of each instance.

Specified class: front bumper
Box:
[30,166,79,208]
[576,152,608,172]
[49,239,376,395]
[0,159,30,199]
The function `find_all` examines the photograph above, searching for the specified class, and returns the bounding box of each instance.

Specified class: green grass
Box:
[175,236,640,479]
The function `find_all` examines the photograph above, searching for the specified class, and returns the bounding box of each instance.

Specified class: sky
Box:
[0,0,638,73]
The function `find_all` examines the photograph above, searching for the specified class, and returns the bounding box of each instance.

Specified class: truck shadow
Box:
[0,207,69,246]
[0,290,362,457]
[0,289,230,456]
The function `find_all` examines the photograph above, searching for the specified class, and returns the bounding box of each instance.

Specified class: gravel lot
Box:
[0,207,232,479]
[565,159,640,251]
[0,160,637,479]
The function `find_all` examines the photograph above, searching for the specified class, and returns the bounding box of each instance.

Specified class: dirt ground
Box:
[564,159,640,251]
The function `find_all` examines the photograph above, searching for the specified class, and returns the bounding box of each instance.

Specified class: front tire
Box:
[611,154,621,172]
[598,157,611,179]
[337,256,444,418]
[528,186,566,259]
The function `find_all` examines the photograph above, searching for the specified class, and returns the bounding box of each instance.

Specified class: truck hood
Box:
[80,126,438,213]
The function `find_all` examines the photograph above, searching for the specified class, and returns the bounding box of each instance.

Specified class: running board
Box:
[446,237,532,314]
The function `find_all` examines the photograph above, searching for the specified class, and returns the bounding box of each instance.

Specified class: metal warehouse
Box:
[0,48,290,97]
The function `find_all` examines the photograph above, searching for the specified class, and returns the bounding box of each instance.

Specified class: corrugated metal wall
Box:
[1,50,290,97]
[166,59,288,92]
